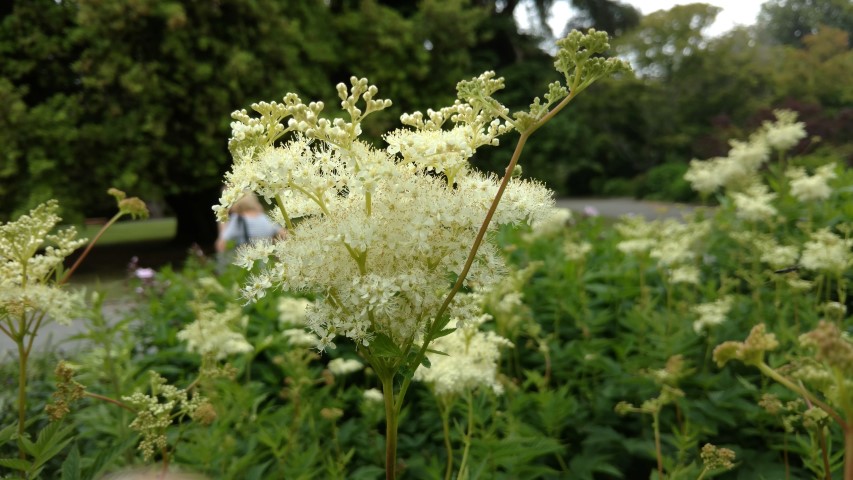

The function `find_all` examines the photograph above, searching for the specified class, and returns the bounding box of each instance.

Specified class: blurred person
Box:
[214,191,285,253]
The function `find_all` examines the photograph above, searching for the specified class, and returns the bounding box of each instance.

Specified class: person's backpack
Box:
[234,215,250,245]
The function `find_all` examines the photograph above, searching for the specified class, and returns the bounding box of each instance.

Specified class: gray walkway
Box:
[555,197,700,220]
[0,301,137,360]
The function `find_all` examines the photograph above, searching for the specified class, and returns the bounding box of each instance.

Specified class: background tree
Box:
[757,0,853,46]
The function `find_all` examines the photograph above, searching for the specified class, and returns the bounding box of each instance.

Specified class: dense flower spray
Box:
[216,29,630,479]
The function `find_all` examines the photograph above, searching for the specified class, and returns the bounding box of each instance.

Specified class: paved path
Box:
[555,197,700,220]
[0,301,138,360]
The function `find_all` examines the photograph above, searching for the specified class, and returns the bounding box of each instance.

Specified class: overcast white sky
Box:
[524,0,765,37]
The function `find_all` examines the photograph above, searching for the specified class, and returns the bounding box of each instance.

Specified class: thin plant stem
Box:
[756,362,846,429]
[395,87,583,415]
[16,334,27,458]
[652,411,664,479]
[815,427,831,480]
[456,392,475,480]
[440,399,455,480]
[59,211,123,286]
[83,391,135,412]
[844,426,853,480]
[381,372,398,480]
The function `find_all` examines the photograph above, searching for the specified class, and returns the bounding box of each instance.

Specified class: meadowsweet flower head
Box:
[413,318,513,397]
[762,109,807,151]
[700,443,736,472]
[123,371,207,461]
[0,201,87,327]
[731,182,777,221]
[177,281,252,360]
[218,74,555,353]
[527,207,572,238]
[363,388,384,403]
[800,228,853,274]
[754,237,799,270]
[615,215,658,255]
[327,357,364,376]
[786,163,837,202]
[692,296,733,334]
[278,297,311,327]
[713,324,779,367]
[799,321,853,375]
[563,239,592,261]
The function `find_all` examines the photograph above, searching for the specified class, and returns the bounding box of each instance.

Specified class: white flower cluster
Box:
[177,281,253,360]
[684,110,806,195]
[413,316,512,397]
[692,296,733,334]
[217,75,553,351]
[800,228,853,275]
[327,357,364,376]
[276,296,319,346]
[0,201,86,327]
[730,182,777,222]
[615,215,710,284]
[786,163,837,202]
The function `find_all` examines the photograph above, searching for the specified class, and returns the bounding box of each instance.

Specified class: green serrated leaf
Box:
[426,348,449,356]
[433,328,456,340]
[420,355,431,369]
[18,435,37,457]
[0,423,17,446]
[0,458,33,471]
[84,437,136,480]
[34,436,74,470]
[60,444,81,480]
[370,333,403,358]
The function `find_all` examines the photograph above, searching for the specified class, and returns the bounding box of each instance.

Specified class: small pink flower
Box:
[135,268,156,279]
[583,206,600,217]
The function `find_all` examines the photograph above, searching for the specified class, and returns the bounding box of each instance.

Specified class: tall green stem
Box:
[16,331,27,458]
[652,411,664,479]
[440,399,454,480]
[381,373,398,480]
[59,211,123,286]
[844,426,852,480]
[456,392,475,480]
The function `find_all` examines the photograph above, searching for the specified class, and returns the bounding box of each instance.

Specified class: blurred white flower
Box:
[787,163,836,202]
[731,182,777,222]
[363,388,384,403]
[693,296,733,334]
[413,318,512,397]
[328,357,364,376]
[800,229,853,274]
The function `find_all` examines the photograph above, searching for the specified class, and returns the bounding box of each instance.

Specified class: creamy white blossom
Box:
[787,163,836,202]
[800,229,853,274]
[692,296,733,334]
[177,282,253,360]
[278,297,311,327]
[413,318,512,397]
[731,182,777,221]
[669,265,701,285]
[218,76,553,351]
[763,109,807,151]
[327,357,364,376]
[0,201,87,327]
[363,388,384,403]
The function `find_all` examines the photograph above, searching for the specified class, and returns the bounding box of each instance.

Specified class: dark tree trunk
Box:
[165,187,221,249]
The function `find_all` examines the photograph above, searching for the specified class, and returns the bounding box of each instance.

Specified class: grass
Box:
[72,217,176,245]
[61,217,182,297]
